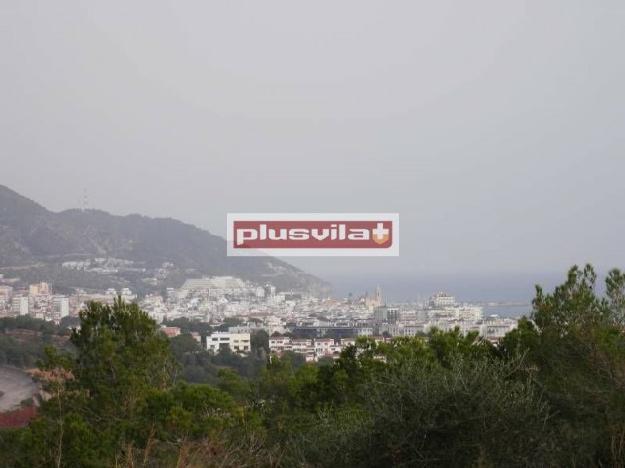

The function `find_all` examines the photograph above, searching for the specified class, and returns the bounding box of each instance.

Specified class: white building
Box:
[120,288,136,301]
[181,276,255,298]
[29,282,51,296]
[0,285,14,302]
[229,323,287,336]
[52,296,69,321]
[11,296,29,316]
[269,335,291,353]
[379,324,425,337]
[429,292,456,309]
[291,339,314,354]
[455,306,483,321]
[205,332,251,354]
[480,317,518,342]
[314,338,335,357]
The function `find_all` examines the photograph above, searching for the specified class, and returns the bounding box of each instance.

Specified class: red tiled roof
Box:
[0,405,37,429]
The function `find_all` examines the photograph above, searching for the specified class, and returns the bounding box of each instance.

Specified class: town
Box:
[0,270,518,362]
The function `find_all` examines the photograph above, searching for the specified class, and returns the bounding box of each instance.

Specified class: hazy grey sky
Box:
[2,1,624,278]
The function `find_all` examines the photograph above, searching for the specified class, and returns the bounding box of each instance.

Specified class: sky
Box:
[2,1,625,282]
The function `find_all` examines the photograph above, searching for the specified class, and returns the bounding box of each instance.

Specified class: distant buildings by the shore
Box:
[0,273,519,363]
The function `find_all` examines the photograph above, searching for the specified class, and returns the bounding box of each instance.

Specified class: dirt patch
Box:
[0,366,38,412]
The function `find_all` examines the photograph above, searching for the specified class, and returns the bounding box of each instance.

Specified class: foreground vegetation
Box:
[1,264,625,466]
[0,316,75,368]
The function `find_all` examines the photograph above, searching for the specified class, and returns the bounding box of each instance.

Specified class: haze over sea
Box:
[326,271,609,319]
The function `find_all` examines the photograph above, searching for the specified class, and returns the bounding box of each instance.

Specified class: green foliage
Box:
[5,266,625,467]
[217,368,252,403]
[0,315,59,335]
[0,334,41,368]
[0,316,70,368]
[136,382,237,446]
[0,299,247,467]
[170,333,202,361]
[69,299,176,418]
[167,326,269,386]
[174,343,267,386]
[251,329,269,356]
[501,264,625,465]
[356,356,551,467]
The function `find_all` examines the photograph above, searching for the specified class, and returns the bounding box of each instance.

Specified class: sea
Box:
[323,271,581,319]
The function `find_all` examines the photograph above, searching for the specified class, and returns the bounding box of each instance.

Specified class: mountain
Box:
[0,185,329,295]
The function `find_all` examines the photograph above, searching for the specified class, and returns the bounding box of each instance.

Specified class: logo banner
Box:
[227,213,399,257]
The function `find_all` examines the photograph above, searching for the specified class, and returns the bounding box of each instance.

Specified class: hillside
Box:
[0,185,328,295]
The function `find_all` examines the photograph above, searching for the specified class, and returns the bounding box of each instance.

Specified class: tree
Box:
[276,334,553,467]
[251,329,269,356]
[69,299,176,422]
[170,333,202,361]
[7,267,625,467]
[501,265,625,465]
[5,298,285,467]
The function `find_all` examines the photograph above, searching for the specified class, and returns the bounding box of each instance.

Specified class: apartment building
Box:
[205,332,251,354]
